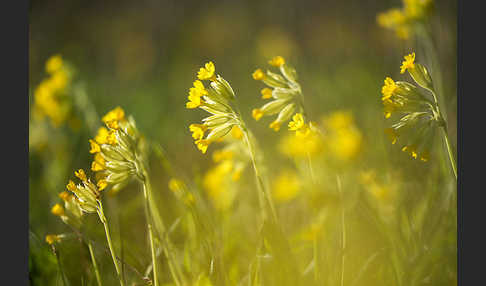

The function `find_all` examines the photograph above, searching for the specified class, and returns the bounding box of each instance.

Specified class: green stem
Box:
[337,175,346,286]
[142,170,184,286]
[141,177,160,286]
[52,245,69,286]
[241,126,278,224]
[440,126,457,180]
[87,241,103,286]
[97,200,125,286]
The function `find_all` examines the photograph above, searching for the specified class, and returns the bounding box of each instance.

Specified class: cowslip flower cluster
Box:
[377,0,434,39]
[252,56,304,132]
[65,169,104,213]
[88,106,146,194]
[32,54,73,127]
[187,62,246,154]
[381,52,440,161]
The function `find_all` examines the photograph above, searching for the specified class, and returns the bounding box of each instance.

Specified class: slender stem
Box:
[142,170,184,286]
[97,201,125,286]
[337,175,346,286]
[440,126,457,180]
[141,178,160,286]
[241,126,278,224]
[87,241,103,286]
[52,245,69,286]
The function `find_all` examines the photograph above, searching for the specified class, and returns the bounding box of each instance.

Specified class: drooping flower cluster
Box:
[377,0,434,39]
[381,53,440,161]
[32,54,73,127]
[88,106,147,194]
[187,62,245,154]
[64,169,104,214]
[252,56,304,132]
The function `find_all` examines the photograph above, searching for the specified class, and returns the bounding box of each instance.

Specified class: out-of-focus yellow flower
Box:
[322,111,362,161]
[359,170,398,203]
[252,69,265,80]
[45,234,61,245]
[203,161,236,210]
[197,62,216,81]
[272,170,301,203]
[268,56,286,67]
[279,130,323,158]
[400,52,415,74]
[51,203,65,217]
[230,125,243,139]
[46,55,63,74]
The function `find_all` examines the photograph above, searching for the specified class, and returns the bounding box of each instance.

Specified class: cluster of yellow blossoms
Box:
[50,187,83,229]
[33,54,73,127]
[377,0,434,39]
[187,62,244,154]
[252,56,304,132]
[381,52,440,161]
[88,106,146,194]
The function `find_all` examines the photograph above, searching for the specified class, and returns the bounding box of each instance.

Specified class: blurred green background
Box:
[29,0,457,285]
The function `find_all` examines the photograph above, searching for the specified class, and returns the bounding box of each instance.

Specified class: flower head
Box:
[45,234,61,245]
[46,55,63,74]
[197,62,216,81]
[252,69,265,80]
[381,77,398,101]
[51,204,65,216]
[288,113,306,131]
[268,56,286,67]
[400,52,415,74]
[261,88,273,99]
[252,108,264,121]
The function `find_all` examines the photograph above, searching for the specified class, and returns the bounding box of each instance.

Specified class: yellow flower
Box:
[74,169,87,182]
[66,180,76,191]
[402,145,418,159]
[106,130,118,145]
[288,113,305,131]
[261,88,273,99]
[189,124,207,140]
[51,204,65,216]
[49,70,69,91]
[97,179,108,191]
[400,52,415,74]
[376,9,406,28]
[381,77,397,101]
[89,139,101,154]
[268,56,285,67]
[395,25,410,40]
[269,120,281,131]
[252,69,265,80]
[45,54,63,74]
[58,191,71,202]
[328,128,362,161]
[279,131,323,158]
[272,170,301,203]
[230,125,243,139]
[197,62,216,81]
[322,111,353,131]
[45,234,61,245]
[91,153,106,171]
[212,150,234,162]
[252,108,264,121]
[195,139,211,154]
[102,106,125,127]
[94,127,110,144]
[186,86,205,109]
